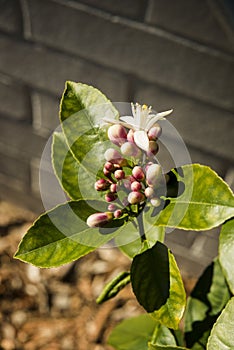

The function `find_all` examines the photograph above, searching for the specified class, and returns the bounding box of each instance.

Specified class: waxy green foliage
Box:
[219,218,234,294]
[14,82,234,350]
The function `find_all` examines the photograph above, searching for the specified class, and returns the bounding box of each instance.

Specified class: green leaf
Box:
[116,217,165,259]
[108,314,176,350]
[96,271,130,304]
[155,164,234,230]
[219,218,234,294]
[151,250,186,329]
[184,259,231,348]
[52,132,102,201]
[131,241,170,313]
[60,81,118,176]
[207,297,234,349]
[149,345,189,350]
[52,132,81,200]
[14,200,123,267]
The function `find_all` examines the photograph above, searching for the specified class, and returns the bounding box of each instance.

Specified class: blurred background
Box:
[0,0,234,349]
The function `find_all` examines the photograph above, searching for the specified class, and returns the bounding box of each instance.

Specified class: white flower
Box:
[103,103,172,152]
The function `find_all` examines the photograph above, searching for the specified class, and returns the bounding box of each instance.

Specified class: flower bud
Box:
[146,164,164,188]
[121,142,141,158]
[108,203,117,212]
[104,148,121,162]
[110,183,118,193]
[132,166,145,181]
[131,181,142,192]
[144,186,155,198]
[128,191,145,204]
[86,212,113,227]
[114,169,125,180]
[94,178,110,191]
[105,192,117,202]
[148,123,162,140]
[108,124,127,146]
[127,129,135,143]
[122,178,132,190]
[104,161,115,172]
[144,162,153,173]
[114,209,122,218]
[146,141,159,157]
[150,197,161,207]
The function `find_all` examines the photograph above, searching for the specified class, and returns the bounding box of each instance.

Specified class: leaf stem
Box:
[137,211,147,243]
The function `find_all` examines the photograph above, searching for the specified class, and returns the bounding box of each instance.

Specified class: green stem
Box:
[137,212,147,243]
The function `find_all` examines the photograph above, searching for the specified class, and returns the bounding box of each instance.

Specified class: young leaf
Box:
[219,218,234,294]
[96,271,130,304]
[207,297,234,349]
[131,241,170,313]
[151,250,186,329]
[14,200,123,267]
[155,164,234,230]
[108,314,176,350]
[184,259,231,348]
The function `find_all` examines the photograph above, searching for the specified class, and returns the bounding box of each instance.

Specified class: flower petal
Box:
[146,109,173,130]
[134,130,149,152]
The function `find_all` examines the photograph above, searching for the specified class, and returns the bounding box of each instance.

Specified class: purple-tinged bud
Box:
[122,197,129,207]
[86,212,113,228]
[145,187,155,198]
[108,203,117,212]
[114,169,125,180]
[121,142,141,158]
[114,209,122,218]
[105,192,117,202]
[132,166,145,182]
[146,164,164,188]
[131,181,142,192]
[146,141,159,157]
[110,183,118,193]
[128,191,145,204]
[148,123,162,140]
[95,178,110,191]
[104,161,115,172]
[108,124,127,146]
[144,162,153,173]
[150,197,161,207]
[122,178,132,191]
[127,129,135,143]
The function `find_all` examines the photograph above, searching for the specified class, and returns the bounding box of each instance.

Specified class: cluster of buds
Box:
[87,135,167,228]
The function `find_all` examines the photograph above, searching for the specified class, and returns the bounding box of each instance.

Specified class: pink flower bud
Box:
[150,197,161,207]
[104,161,115,172]
[114,209,122,218]
[132,166,145,181]
[114,169,125,180]
[94,178,110,191]
[144,186,155,198]
[108,203,117,211]
[146,141,159,157]
[128,191,145,204]
[127,129,135,143]
[108,124,127,146]
[110,183,118,193]
[131,181,142,192]
[122,178,132,190]
[121,142,141,158]
[86,212,113,227]
[105,192,117,202]
[148,124,162,140]
[146,164,164,188]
